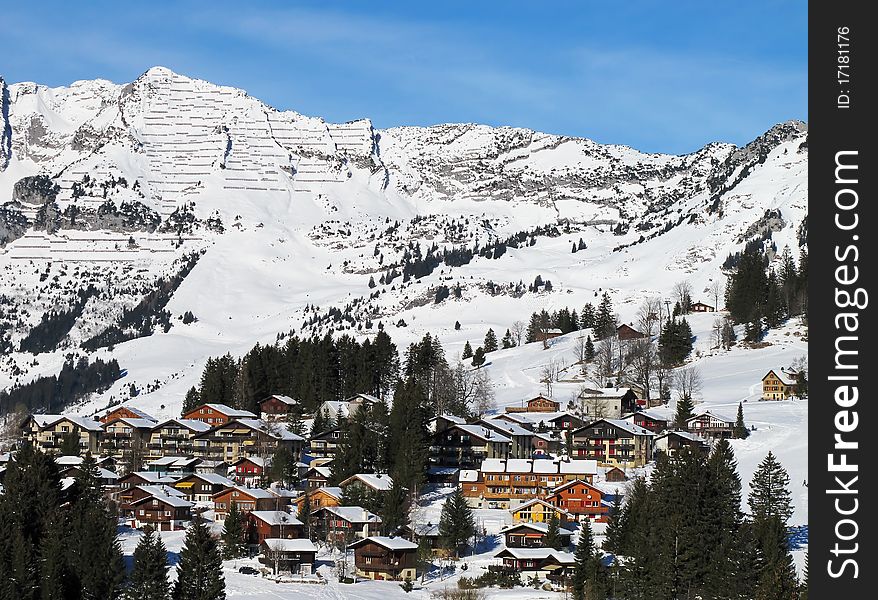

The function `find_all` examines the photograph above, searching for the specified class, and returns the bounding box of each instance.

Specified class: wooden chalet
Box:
[460,457,598,510]
[627,409,669,433]
[259,538,318,575]
[247,510,303,545]
[314,505,382,545]
[128,491,193,530]
[616,323,648,341]
[20,414,103,455]
[426,466,459,486]
[349,536,418,582]
[577,387,642,419]
[505,395,561,414]
[500,521,574,548]
[685,411,735,440]
[293,486,343,512]
[172,472,235,502]
[258,394,298,418]
[571,419,655,467]
[338,473,394,495]
[192,418,304,464]
[545,479,610,522]
[231,456,270,486]
[492,547,575,580]
[535,328,563,342]
[116,472,178,505]
[146,418,211,458]
[762,370,797,400]
[429,423,511,469]
[212,486,285,521]
[99,405,156,424]
[690,301,715,313]
[308,427,345,460]
[304,465,332,489]
[510,498,572,525]
[654,431,711,458]
[604,466,628,482]
[181,403,257,426]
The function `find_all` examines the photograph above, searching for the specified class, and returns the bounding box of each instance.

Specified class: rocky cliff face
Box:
[0,67,808,414]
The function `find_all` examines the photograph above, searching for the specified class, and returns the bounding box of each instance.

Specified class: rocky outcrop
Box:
[12,174,60,205]
[0,202,28,245]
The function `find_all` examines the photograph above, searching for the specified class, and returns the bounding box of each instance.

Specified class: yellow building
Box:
[20,414,103,455]
[762,370,796,400]
[510,498,572,525]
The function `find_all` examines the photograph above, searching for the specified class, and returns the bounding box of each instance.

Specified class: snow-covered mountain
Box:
[0,66,807,422]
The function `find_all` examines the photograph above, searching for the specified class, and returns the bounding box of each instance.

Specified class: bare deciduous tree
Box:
[672,366,703,404]
[637,297,664,337]
[591,338,617,387]
[573,335,589,372]
[626,338,656,402]
[712,318,725,349]
[540,361,559,397]
[673,280,693,313]
[708,279,724,312]
[511,321,526,347]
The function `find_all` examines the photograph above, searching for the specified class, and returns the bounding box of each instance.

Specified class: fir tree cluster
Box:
[604,444,802,600]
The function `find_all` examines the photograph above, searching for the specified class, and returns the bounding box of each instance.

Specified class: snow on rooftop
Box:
[249,511,302,526]
[261,538,317,552]
[352,536,417,551]
[322,506,381,523]
[342,473,394,491]
[201,404,257,418]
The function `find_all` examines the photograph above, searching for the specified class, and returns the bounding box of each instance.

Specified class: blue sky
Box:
[3,1,806,154]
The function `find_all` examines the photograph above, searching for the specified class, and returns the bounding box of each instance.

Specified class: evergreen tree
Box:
[584,336,595,362]
[300,492,313,541]
[594,293,616,340]
[126,526,170,600]
[286,408,306,437]
[544,513,564,550]
[580,303,596,329]
[461,341,473,360]
[734,402,750,439]
[748,452,793,526]
[471,347,486,368]
[454,321,461,330]
[221,503,246,559]
[172,517,226,600]
[380,481,410,535]
[483,329,498,353]
[65,454,126,599]
[572,520,605,600]
[603,495,625,555]
[183,386,200,413]
[388,377,429,498]
[438,487,475,558]
[59,431,80,456]
[701,440,744,599]
[674,394,695,429]
[501,329,514,349]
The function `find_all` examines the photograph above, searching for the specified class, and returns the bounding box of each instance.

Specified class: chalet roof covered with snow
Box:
[319,505,381,524]
[233,419,306,441]
[124,471,178,484]
[764,369,796,386]
[261,538,317,552]
[628,408,672,421]
[459,469,478,482]
[104,417,157,429]
[579,418,655,436]
[147,456,200,468]
[249,511,302,526]
[480,418,535,438]
[497,411,575,425]
[480,458,598,475]
[137,484,186,498]
[510,498,572,515]
[687,410,735,424]
[656,430,710,443]
[309,486,343,500]
[131,492,193,508]
[452,424,512,443]
[349,536,417,551]
[494,547,576,562]
[102,406,156,421]
[215,485,277,499]
[261,394,297,405]
[200,404,257,418]
[30,414,103,431]
[305,465,332,479]
[339,473,394,491]
[499,522,575,536]
[153,418,213,432]
[177,472,235,486]
[433,414,467,425]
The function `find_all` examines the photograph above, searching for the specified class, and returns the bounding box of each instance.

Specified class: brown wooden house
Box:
[259,539,318,575]
[258,395,298,417]
[100,405,156,424]
[172,472,235,502]
[690,302,715,313]
[349,536,418,581]
[293,486,342,512]
[628,409,669,433]
[128,492,192,530]
[604,466,628,482]
[313,505,382,546]
[181,403,257,426]
[545,479,610,522]
[616,323,648,340]
[500,521,574,548]
[247,510,303,545]
[212,486,284,521]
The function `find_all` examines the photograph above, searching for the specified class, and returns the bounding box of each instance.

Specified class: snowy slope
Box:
[0,68,806,474]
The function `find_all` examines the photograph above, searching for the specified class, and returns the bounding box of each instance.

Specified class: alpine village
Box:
[0,264,810,600]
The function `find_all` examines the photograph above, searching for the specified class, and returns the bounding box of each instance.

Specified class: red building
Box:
[616,323,647,341]
[247,510,303,545]
[258,395,297,417]
[181,403,257,426]
[545,479,610,522]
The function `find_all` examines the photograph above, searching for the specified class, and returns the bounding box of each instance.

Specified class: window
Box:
[164,511,171,516]
[139,510,145,515]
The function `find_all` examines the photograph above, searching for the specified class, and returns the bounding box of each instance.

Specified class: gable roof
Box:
[319,505,381,524]
[510,498,572,516]
[260,395,297,406]
[102,405,156,421]
[655,430,710,444]
[339,473,394,492]
[348,536,417,551]
[175,472,235,486]
[213,485,277,500]
[192,404,257,418]
[494,547,576,563]
[152,418,212,433]
[480,458,598,476]
[763,369,796,386]
[576,418,655,436]
[686,410,735,425]
[499,522,575,536]
[261,538,317,552]
[103,417,157,429]
[548,478,609,496]
[450,424,512,443]
[29,414,104,431]
[628,408,671,422]
[130,492,193,508]
[249,510,302,526]
[230,419,306,441]
[307,486,343,501]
